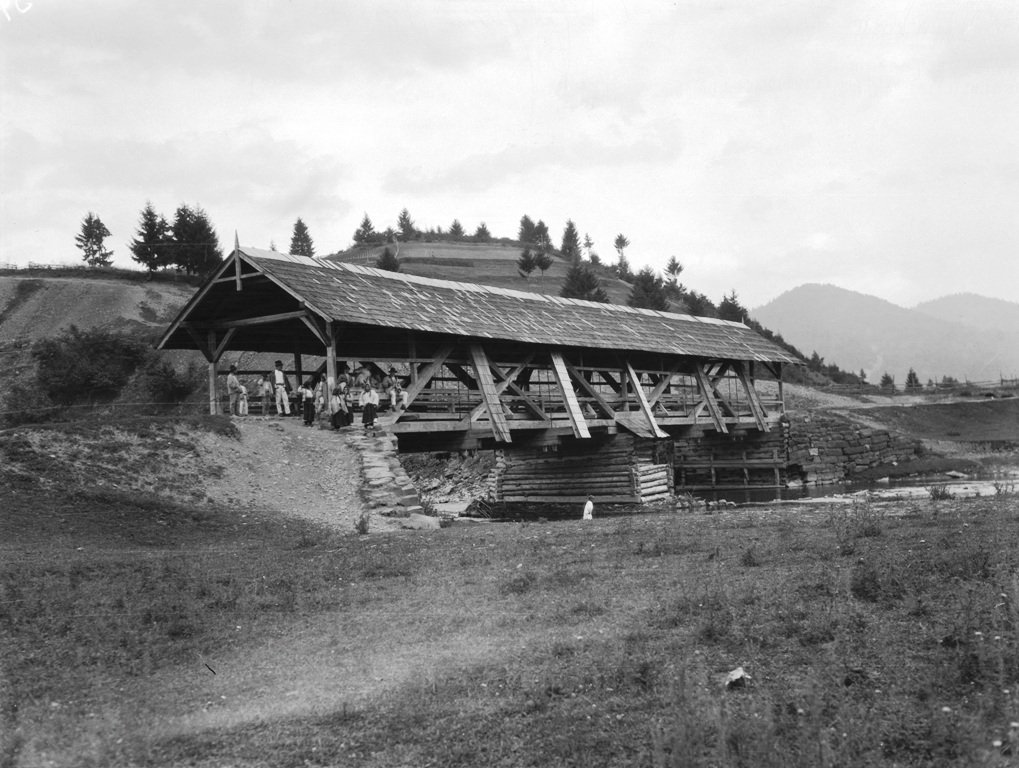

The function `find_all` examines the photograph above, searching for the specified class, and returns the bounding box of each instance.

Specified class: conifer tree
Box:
[518,215,536,244]
[560,219,581,262]
[474,222,491,241]
[613,233,631,281]
[534,220,551,251]
[627,266,669,311]
[377,247,400,272]
[560,261,609,302]
[170,204,222,276]
[717,290,746,323]
[517,247,537,278]
[397,208,416,238]
[905,368,922,390]
[533,249,554,286]
[449,219,465,239]
[353,213,377,244]
[75,212,114,267]
[129,202,170,272]
[289,217,315,257]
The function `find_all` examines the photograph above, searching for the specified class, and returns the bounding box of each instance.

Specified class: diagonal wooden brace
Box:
[624,361,668,439]
[469,344,512,442]
[550,351,591,439]
[693,363,729,434]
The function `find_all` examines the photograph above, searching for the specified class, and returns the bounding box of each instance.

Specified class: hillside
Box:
[913,293,1019,333]
[328,241,635,304]
[751,283,1019,385]
[0,274,194,343]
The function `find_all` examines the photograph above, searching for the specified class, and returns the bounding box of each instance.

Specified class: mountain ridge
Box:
[752,283,1019,385]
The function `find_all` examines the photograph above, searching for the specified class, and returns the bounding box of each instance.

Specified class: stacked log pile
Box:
[491,437,640,503]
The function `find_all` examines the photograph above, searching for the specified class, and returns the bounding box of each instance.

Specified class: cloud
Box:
[384,127,679,195]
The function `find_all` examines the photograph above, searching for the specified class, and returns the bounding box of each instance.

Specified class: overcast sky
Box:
[2,0,1017,309]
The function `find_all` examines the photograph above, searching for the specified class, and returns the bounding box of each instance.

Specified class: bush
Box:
[32,326,151,405]
[143,358,202,404]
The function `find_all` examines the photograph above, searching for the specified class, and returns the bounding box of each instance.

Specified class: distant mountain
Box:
[751,284,1019,385]
[913,293,1019,333]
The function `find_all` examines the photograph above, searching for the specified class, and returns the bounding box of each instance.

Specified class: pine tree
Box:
[289,217,315,257]
[560,219,581,262]
[582,233,594,260]
[518,215,536,244]
[353,213,377,244]
[517,247,537,279]
[627,266,669,311]
[129,202,170,272]
[664,256,684,299]
[879,372,896,391]
[474,222,491,241]
[717,290,746,323]
[534,220,551,251]
[905,368,922,390]
[397,208,416,239]
[377,247,400,272]
[614,233,631,281]
[75,212,114,267]
[170,204,222,276]
[533,250,554,286]
[560,261,609,302]
[449,219,465,239]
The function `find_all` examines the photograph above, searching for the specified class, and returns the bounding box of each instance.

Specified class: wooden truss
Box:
[382,342,783,451]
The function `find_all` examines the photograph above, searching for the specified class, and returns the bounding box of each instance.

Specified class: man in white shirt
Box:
[272,360,291,416]
[226,364,242,416]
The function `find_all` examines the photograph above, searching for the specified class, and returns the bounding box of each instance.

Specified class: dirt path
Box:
[199,416,407,534]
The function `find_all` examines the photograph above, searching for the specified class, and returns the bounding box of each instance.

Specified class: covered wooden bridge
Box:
[158,247,799,501]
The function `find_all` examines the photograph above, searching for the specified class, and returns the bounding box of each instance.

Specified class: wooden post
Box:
[234,232,242,291]
[294,350,303,389]
[207,330,219,415]
[325,323,337,393]
[409,333,418,384]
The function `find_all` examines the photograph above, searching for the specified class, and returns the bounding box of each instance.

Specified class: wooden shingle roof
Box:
[239,247,798,364]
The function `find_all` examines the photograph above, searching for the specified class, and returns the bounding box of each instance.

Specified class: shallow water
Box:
[699,471,1018,506]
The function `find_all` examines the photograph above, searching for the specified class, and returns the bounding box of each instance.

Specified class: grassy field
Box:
[864,398,1019,444]
[4,435,1019,768]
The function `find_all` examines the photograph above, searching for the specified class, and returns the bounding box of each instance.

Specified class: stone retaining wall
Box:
[786,411,921,485]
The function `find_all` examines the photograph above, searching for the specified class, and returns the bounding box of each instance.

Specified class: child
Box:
[238,385,249,417]
[301,380,316,426]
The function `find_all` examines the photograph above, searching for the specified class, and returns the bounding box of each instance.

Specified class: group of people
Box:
[225,361,409,436]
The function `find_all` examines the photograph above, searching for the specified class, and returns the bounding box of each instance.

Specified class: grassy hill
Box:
[328,241,635,304]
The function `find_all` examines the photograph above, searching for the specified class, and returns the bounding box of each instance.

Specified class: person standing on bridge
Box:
[272,361,291,417]
[360,384,380,436]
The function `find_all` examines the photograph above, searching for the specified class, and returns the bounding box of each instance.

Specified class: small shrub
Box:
[926,484,954,501]
[354,512,370,535]
[500,572,536,596]
[993,481,1015,497]
[143,357,201,404]
[740,546,761,567]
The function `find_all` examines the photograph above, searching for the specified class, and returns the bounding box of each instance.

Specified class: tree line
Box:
[74,204,865,388]
[74,204,225,277]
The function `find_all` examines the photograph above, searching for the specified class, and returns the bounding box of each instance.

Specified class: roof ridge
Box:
[238,246,749,329]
